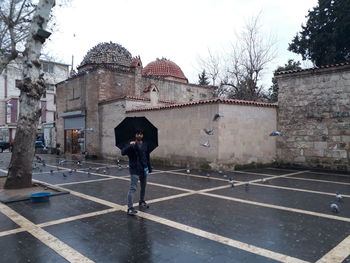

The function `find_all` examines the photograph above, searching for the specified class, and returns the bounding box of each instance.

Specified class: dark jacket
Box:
[121,142,152,176]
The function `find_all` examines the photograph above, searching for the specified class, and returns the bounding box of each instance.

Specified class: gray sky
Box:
[47,0,318,87]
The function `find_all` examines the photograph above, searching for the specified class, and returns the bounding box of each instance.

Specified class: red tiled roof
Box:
[142,58,187,81]
[126,98,277,112]
[276,62,350,76]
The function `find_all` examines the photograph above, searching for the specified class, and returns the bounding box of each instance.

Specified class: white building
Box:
[0,58,69,147]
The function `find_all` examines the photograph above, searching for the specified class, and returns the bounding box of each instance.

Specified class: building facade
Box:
[0,58,69,146]
[56,42,215,156]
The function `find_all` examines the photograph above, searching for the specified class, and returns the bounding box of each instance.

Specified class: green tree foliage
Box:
[289,0,350,66]
[198,70,210,85]
[269,59,302,102]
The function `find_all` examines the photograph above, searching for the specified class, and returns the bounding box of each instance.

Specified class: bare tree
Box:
[222,15,276,101]
[196,49,222,86]
[0,0,37,73]
[3,0,56,189]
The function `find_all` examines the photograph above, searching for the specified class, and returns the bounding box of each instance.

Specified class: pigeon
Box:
[330,203,340,213]
[206,173,211,177]
[88,167,92,170]
[262,178,268,184]
[103,170,107,174]
[203,128,214,135]
[96,168,100,172]
[223,174,227,178]
[62,173,67,177]
[269,131,284,136]
[35,155,42,162]
[39,169,42,172]
[186,169,191,174]
[213,113,224,121]
[50,170,54,174]
[228,178,235,187]
[59,160,66,165]
[336,192,343,202]
[201,141,210,147]
[69,169,73,174]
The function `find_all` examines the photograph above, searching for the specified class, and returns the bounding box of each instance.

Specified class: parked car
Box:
[35,140,45,149]
[0,141,12,152]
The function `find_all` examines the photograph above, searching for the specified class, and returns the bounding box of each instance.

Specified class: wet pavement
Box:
[0,153,349,262]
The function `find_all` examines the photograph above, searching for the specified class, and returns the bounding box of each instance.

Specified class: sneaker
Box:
[139,201,149,208]
[127,207,138,216]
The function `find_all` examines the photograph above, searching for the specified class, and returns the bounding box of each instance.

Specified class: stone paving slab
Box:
[288,172,350,184]
[210,184,350,218]
[176,169,271,181]
[0,211,20,232]
[32,171,107,185]
[1,231,68,263]
[7,194,110,224]
[148,172,227,190]
[44,211,279,263]
[237,168,300,175]
[147,194,350,262]
[63,179,186,206]
[257,176,350,195]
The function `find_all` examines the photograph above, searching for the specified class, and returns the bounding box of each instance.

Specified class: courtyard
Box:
[0,153,349,263]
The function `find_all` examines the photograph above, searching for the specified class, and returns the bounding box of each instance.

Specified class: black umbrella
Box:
[114,117,158,152]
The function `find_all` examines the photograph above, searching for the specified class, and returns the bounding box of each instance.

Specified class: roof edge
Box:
[126,98,277,112]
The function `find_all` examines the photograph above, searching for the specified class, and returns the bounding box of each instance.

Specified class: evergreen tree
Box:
[198,70,210,85]
[289,0,350,66]
[269,60,302,102]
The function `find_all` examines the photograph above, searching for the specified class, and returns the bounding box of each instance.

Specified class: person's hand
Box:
[144,168,149,175]
[130,141,136,145]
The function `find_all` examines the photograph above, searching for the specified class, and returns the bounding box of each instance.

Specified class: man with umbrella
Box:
[116,117,158,216]
[121,129,152,215]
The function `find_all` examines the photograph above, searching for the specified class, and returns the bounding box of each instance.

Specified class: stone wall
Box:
[276,65,350,171]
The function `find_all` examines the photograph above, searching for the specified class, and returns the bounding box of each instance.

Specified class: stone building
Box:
[56,42,278,167]
[0,58,69,146]
[276,62,350,171]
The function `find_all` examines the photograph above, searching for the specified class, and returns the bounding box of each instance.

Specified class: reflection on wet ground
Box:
[0,153,349,262]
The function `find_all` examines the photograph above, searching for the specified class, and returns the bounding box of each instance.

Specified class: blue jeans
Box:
[127,173,147,209]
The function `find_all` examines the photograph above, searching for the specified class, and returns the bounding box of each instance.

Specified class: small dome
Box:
[142,58,188,83]
[78,42,132,69]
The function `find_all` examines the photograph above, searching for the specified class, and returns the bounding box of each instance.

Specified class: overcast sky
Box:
[46,0,318,87]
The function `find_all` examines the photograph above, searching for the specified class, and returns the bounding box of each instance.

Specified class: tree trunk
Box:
[4,0,56,189]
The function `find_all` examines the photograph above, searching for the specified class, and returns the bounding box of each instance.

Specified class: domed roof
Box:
[142,58,188,82]
[78,42,132,69]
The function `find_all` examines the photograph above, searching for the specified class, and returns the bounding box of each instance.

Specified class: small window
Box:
[47,84,55,91]
[43,63,54,73]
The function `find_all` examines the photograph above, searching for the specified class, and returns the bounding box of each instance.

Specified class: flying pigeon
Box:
[201,141,210,147]
[336,192,343,202]
[203,128,214,135]
[213,113,224,121]
[269,131,284,136]
[330,203,340,213]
